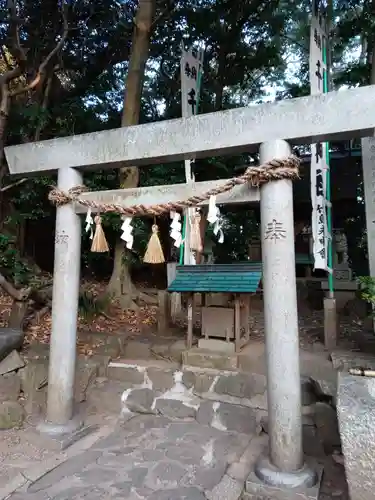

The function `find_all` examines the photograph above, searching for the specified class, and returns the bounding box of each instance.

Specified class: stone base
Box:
[337,372,375,500]
[243,440,323,500]
[323,297,337,350]
[198,338,235,353]
[182,347,238,371]
[331,350,375,371]
[244,459,323,500]
[37,417,98,451]
[321,283,356,310]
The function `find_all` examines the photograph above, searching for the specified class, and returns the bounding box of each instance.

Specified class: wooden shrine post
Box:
[167,262,180,323]
[5,85,375,497]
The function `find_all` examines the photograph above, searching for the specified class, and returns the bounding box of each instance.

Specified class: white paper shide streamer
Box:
[85,208,94,240]
[207,195,224,244]
[170,211,183,248]
[120,217,134,249]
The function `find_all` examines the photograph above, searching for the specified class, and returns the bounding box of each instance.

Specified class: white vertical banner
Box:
[309,12,328,95]
[310,143,328,269]
[180,44,204,264]
[310,5,329,270]
[180,45,204,119]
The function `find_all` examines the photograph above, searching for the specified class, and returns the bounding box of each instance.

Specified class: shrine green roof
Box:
[168,263,262,293]
[168,253,313,294]
[295,253,314,265]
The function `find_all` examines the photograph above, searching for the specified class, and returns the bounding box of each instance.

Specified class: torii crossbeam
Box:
[5,85,375,175]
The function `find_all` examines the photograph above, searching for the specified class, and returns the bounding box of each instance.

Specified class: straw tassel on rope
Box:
[47,157,301,256]
[91,215,109,253]
[144,223,165,264]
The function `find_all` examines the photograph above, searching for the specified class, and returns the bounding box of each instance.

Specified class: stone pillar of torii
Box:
[5,85,375,498]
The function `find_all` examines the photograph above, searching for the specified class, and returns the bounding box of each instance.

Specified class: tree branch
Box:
[40,4,69,73]
[0,271,30,301]
[1,65,22,85]
[0,46,13,71]
[34,72,53,141]
[7,0,27,65]
[151,0,176,28]
[0,83,9,116]
[10,73,41,96]
[9,3,69,97]
[0,177,28,192]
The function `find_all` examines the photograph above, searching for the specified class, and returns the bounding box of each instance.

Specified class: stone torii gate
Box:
[5,85,375,499]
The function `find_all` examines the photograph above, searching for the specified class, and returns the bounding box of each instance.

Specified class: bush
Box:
[357,276,375,312]
[78,291,111,321]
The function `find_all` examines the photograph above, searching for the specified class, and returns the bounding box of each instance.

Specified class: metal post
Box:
[254,140,316,489]
[184,160,194,265]
[39,167,82,435]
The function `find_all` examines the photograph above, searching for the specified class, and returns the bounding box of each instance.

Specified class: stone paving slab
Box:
[9,415,252,500]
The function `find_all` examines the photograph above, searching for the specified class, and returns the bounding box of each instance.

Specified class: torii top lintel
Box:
[5,85,375,176]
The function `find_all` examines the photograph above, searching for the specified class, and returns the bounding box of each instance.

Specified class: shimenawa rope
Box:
[48,155,300,217]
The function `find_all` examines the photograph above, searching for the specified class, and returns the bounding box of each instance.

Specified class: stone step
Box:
[107,359,331,437]
[182,347,238,371]
[183,345,337,404]
[108,357,328,404]
[107,359,180,388]
[108,359,264,434]
[122,338,187,363]
[108,358,268,405]
[331,349,375,372]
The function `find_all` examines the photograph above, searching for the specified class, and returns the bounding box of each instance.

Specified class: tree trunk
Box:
[0,85,9,162]
[0,85,10,224]
[8,301,29,329]
[107,0,156,308]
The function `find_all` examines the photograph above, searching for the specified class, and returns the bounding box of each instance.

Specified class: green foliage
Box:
[358,276,375,311]
[12,102,51,140]
[212,208,259,263]
[9,177,55,220]
[0,234,33,286]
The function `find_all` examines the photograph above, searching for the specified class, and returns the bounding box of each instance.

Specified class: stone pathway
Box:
[8,415,254,500]
[4,413,350,500]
